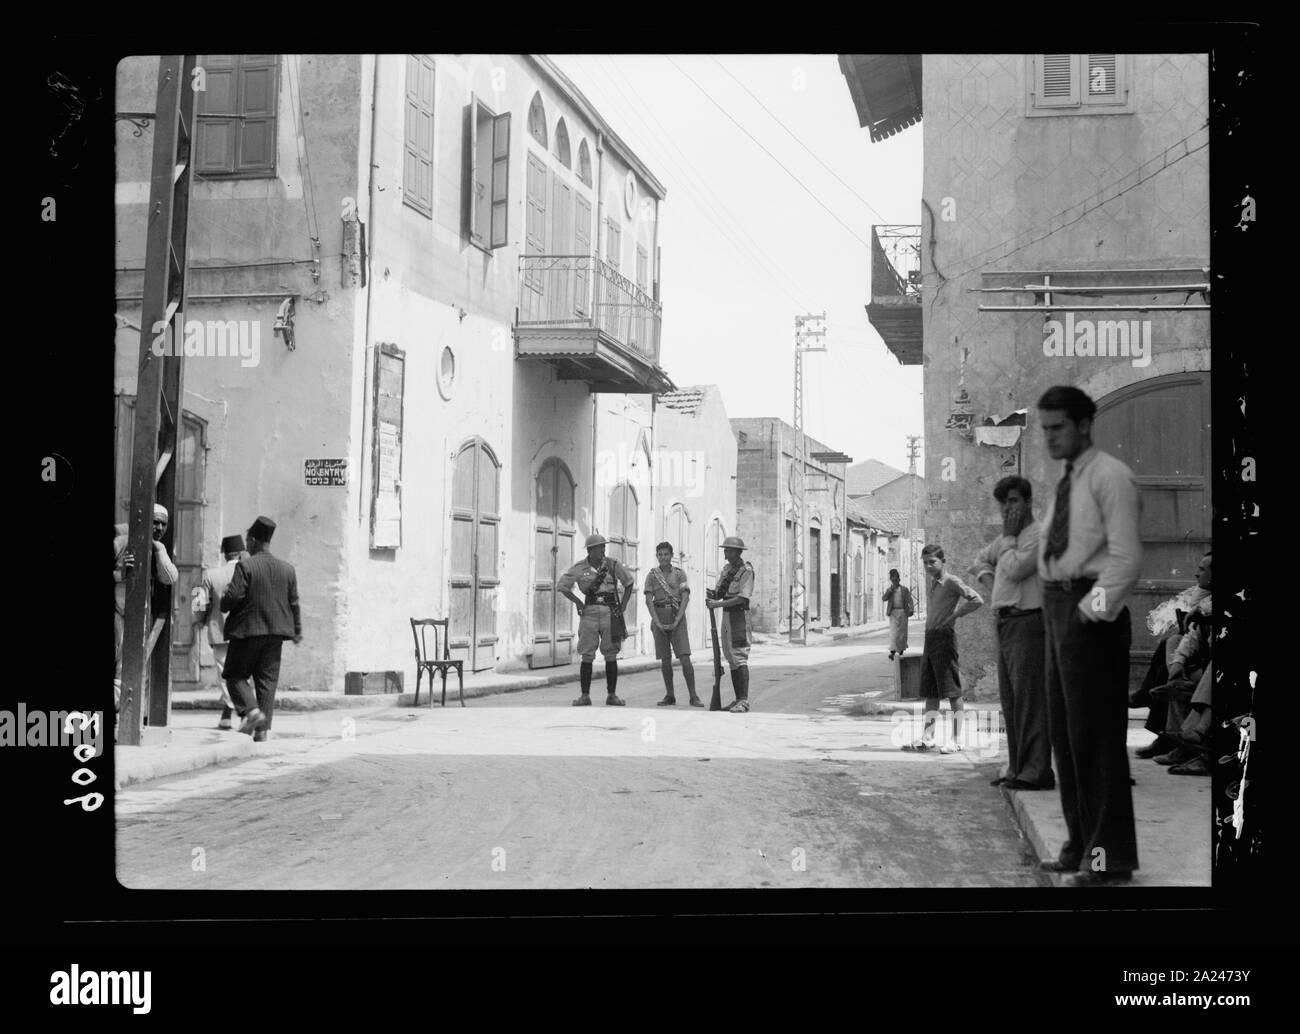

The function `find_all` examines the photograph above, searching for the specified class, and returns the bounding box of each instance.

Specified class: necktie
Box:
[1044,462,1073,561]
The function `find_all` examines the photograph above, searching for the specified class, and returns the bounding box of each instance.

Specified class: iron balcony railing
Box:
[517,254,662,365]
[871,225,922,302]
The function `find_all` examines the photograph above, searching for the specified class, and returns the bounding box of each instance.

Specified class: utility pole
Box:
[790,312,826,645]
[905,434,922,614]
[119,56,198,746]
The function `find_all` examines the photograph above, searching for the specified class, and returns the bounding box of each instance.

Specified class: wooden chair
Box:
[410,618,465,707]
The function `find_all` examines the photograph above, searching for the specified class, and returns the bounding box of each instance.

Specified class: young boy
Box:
[644,542,702,707]
[904,544,983,753]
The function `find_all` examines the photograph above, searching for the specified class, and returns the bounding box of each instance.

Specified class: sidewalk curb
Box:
[116,737,256,791]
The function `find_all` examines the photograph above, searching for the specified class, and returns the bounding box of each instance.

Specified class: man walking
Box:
[192,534,248,729]
[705,536,755,713]
[1036,385,1142,886]
[882,569,914,660]
[969,476,1053,790]
[221,516,302,741]
[645,541,702,707]
[905,545,982,752]
[558,533,635,706]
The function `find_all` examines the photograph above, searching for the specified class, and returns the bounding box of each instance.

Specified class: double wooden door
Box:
[531,459,576,668]
[449,439,501,672]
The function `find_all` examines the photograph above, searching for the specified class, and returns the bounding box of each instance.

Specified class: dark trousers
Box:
[223,636,284,730]
[1043,586,1138,874]
[996,610,1052,786]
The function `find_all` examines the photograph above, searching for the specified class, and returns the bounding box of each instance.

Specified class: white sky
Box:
[554,53,925,474]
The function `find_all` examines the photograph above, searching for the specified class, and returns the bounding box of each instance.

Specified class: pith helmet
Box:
[585,533,608,549]
[721,536,746,551]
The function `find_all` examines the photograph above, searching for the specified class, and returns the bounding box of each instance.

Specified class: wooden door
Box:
[609,484,641,651]
[524,153,547,297]
[550,177,572,318]
[704,519,723,656]
[574,194,592,316]
[531,459,576,668]
[449,438,501,672]
[1092,372,1211,689]
[809,526,822,621]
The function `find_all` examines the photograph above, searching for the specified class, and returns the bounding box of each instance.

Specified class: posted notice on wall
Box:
[304,458,349,486]
[373,422,402,548]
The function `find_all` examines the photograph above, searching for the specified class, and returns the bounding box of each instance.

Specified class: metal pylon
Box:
[790,312,825,644]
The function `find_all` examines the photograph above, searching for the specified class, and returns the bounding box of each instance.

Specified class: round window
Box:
[437,345,456,400]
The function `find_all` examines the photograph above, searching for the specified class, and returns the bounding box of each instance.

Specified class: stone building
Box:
[840,53,1210,691]
[115,54,686,693]
[731,417,849,634]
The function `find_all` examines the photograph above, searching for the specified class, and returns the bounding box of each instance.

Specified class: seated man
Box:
[1133,552,1210,759]
[1168,662,1213,776]
[1155,600,1212,774]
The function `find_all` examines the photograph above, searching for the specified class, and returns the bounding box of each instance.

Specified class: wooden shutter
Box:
[574,194,592,316]
[403,55,434,216]
[636,245,648,292]
[490,111,511,248]
[1035,53,1079,108]
[1084,53,1120,104]
[237,55,278,173]
[464,97,479,242]
[196,55,237,174]
[371,345,406,549]
[606,218,621,272]
[525,153,547,291]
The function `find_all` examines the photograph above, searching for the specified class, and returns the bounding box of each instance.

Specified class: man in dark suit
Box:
[221,516,302,741]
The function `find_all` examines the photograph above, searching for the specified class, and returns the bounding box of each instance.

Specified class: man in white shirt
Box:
[969,475,1053,791]
[1035,386,1143,887]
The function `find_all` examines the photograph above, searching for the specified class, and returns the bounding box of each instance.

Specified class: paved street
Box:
[117,622,1045,889]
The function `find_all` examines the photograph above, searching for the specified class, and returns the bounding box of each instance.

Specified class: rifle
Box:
[603,559,627,643]
[707,589,723,711]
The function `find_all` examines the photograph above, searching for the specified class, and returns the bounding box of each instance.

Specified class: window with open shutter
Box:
[404,55,435,216]
[1029,54,1130,114]
[197,54,279,176]
[467,97,511,251]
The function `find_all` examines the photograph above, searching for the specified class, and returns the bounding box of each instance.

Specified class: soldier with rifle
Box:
[706,536,755,713]
[559,533,636,706]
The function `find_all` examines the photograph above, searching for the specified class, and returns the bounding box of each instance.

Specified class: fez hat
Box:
[721,536,747,551]
[585,533,608,549]
[248,516,277,542]
[221,534,246,555]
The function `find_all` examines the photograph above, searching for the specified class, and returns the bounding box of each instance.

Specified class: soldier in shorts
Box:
[645,541,702,707]
[705,536,755,713]
[559,533,636,706]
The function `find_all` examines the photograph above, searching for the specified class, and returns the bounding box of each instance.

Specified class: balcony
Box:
[515,255,674,394]
[866,224,923,365]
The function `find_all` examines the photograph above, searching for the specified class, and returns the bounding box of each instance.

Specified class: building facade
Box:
[842,53,1211,692]
[731,418,850,634]
[115,54,685,693]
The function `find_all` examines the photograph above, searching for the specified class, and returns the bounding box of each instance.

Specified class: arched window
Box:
[608,483,640,630]
[553,118,571,168]
[528,92,548,148]
[577,138,593,187]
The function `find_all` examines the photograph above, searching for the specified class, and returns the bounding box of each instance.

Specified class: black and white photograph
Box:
[13,30,1273,1014]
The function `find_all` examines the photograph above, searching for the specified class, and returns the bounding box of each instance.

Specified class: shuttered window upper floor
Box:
[1027,54,1133,116]
[196,55,279,177]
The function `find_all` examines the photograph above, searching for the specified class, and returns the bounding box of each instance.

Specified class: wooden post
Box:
[118,56,197,746]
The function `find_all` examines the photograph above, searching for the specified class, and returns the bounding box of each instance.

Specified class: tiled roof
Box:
[657,386,708,417]
[846,458,907,496]
[847,506,911,535]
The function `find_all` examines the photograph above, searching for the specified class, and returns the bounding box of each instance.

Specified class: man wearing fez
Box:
[221,517,302,740]
[705,536,755,713]
[559,533,636,706]
[192,534,248,730]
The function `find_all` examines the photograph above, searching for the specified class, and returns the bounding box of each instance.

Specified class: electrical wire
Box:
[285,55,323,267]
[579,56,815,313]
[663,55,875,253]
[710,56,896,225]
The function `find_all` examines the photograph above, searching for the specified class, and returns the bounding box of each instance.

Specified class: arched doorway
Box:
[449,438,501,671]
[1092,371,1211,687]
[608,483,641,651]
[532,458,576,668]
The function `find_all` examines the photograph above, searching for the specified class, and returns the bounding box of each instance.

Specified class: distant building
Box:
[841,52,1210,691]
[731,418,849,634]
[845,503,917,624]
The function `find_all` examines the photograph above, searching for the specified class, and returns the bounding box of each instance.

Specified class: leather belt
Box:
[995,606,1041,619]
[1041,577,1096,593]
[584,594,617,606]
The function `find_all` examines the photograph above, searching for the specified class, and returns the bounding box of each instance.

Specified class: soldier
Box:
[705,536,755,713]
[645,541,702,707]
[558,533,636,706]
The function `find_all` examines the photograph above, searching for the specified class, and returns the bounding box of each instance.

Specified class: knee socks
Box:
[605,660,618,696]
[580,661,593,696]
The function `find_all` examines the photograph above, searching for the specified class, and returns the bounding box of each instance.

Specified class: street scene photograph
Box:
[108,51,1238,892]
